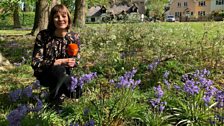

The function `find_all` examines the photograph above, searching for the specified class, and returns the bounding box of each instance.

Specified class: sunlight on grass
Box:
[0,30,31,35]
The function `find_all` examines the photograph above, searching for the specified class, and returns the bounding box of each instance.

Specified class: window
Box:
[177,2,181,7]
[216,0,224,5]
[184,2,188,6]
[199,1,206,6]
[175,12,182,17]
[191,12,194,16]
[198,11,205,16]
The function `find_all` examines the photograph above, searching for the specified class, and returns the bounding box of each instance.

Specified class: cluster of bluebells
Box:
[109,68,141,89]
[214,90,224,108]
[70,72,97,92]
[7,80,43,126]
[7,96,43,126]
[178,69,224,108]
[149,85,166,112]
[7,105,28,126]
[9,80,41,102]
[9,86,32,102]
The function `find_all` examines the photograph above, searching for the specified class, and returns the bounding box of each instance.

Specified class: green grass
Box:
[0,29,31,35]
[1,22,224,125]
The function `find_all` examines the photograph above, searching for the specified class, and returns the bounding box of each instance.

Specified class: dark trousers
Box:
[36,66,82,102]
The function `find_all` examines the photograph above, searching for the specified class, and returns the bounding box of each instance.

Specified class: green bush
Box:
[19,12,35,27]
[0,13,13,27]
[0,12,35,28]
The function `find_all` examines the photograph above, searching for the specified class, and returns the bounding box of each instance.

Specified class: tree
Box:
[13,2,21,28]
[30,0,49,35]
[30,0,59,36]
[73,0,86,28]
[73,0,109,28]
[0,0,21,28]
[145,0,169,20]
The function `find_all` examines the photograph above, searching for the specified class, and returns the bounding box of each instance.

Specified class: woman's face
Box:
[53,10,69,30]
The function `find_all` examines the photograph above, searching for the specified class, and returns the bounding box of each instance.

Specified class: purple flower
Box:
[214,90,224,108]
[149,99,166,112]
[124,69,137,79]
[32,80,41,89]
[163,71,169,79]
[159,102,167,112]
[154,85,164,98]
[109,79,114,84]
[110,69,141,89]
[163,79,170,88]
[200,69,210,77]
[30,96,43,112]
[203,95,212,106]
[148,60,160,71]
[70,72,97,92]
[70,76,78,91]
[9,89,22,102]
[149,98,161,107]
[174,85,181,90]
[70,121,79,126]
[22,86,33,98]
[85,119,95,126]
[132,80,141,89]
[183,80,200,95]
[7,105,28,126]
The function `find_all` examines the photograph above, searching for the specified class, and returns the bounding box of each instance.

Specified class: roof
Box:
[87,2,146,17]
[87,6,102,17]
[107,5,131,15]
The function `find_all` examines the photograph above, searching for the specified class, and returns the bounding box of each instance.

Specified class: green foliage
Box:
[19,12,35,26]
[0,12,35,28]
[145,0,169,19]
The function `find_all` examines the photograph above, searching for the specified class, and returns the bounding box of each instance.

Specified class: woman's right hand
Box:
[54,58,76,68]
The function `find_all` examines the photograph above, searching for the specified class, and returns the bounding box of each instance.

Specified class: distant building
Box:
[86,0,146,23]
[167,0,224,21]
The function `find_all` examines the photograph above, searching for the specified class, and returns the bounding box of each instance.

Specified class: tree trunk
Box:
[50,0,59,11]
[13,3,21,28]
[73,0,86,28]
[30,0,49,36]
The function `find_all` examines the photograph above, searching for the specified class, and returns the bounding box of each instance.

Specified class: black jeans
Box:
[36,66,82,102]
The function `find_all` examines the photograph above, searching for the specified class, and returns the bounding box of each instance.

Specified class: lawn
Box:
[0,22,224,126]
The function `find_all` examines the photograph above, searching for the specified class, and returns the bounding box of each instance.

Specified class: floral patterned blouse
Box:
[31,29,80,77]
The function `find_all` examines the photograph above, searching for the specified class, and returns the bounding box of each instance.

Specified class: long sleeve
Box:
[31,30,55,74]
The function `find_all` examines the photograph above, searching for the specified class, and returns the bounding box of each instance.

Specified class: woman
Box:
[31,4,81,105]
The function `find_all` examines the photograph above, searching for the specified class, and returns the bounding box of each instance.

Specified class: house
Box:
[86,6,107,23]
[167,0,224,21]
[86,0,146,23]
[211,0,224,11]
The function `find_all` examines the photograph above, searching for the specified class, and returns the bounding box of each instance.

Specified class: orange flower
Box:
[67,43,79,56]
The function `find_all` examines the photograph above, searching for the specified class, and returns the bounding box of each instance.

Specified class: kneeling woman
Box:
[31,4,81,105]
